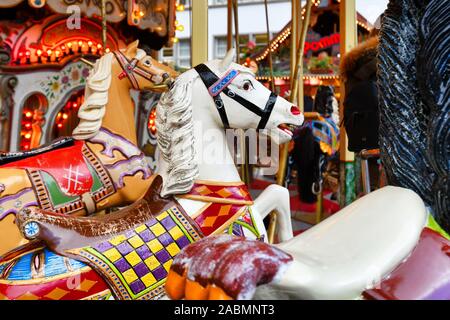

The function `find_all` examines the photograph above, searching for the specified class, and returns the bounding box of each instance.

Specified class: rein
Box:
[113,50,161,90]
[194,64,277,130]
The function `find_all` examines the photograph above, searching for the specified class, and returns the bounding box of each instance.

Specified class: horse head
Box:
[114,40,178,93]
[193,49,304,144]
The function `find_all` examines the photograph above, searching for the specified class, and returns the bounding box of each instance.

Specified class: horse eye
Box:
[243,81,252,91]
[144,60,151,66]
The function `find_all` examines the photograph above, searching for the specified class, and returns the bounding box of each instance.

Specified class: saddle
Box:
[15,175,204,300]
[15,175,176,252]
[0,137,74,166]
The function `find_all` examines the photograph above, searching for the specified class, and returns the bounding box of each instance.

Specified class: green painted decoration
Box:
[345,162,356,206]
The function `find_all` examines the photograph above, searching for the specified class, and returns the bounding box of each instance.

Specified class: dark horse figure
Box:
[378,0,449,232]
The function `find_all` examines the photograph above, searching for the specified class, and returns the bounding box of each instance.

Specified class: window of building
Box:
[215,36,228,59]
[178,39,191,68]
[159,40,191,68]
[214,33,271,59]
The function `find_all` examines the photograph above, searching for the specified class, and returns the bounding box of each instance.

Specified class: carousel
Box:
[0,0,448,301]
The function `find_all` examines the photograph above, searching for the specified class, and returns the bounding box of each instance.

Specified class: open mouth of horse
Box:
[277,123,295,139]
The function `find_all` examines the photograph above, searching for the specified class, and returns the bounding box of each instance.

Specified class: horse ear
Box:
[125,40,139,57]
[219,49,235,72]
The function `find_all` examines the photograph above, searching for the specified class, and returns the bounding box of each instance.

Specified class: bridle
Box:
[113,50,168,90]
[194,64,277,130]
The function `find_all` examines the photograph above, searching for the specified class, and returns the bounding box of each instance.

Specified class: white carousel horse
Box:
[165,186,449,300]
[155,49,303,242]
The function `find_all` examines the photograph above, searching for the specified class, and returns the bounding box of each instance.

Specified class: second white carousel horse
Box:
[155,49,303,242]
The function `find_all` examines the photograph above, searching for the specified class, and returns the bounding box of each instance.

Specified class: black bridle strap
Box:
[194,64,277,130]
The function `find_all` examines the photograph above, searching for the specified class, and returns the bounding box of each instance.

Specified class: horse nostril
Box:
[291,106,301,115]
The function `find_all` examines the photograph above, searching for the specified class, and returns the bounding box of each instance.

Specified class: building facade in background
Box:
[160,0,292,68]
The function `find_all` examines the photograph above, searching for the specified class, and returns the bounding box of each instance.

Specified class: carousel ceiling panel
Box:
[1,15,126,70]
[0,0,175,38]
[45,0,126,23]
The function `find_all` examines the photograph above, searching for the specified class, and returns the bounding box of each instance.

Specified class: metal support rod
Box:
[227,0,233,50]
[361,158,371,194]
[290,0,312,104]
[101,0,107,51]
[191,0,209,66]
[264,0,275,91]
[232,0,240,64]
[315,190,324,224]
[339,0,357,207]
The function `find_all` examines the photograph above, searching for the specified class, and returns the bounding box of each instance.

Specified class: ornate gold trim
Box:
[177,194,253,205]
[190,203,212,219]
[194,180,246,186]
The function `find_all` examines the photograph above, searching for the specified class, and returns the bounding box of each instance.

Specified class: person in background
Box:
[292,85,340,205]
[340,16,382,191]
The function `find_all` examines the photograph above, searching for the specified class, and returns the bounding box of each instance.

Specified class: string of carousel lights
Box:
[171,1,187,44]
[15,40,110,66]
[255,1,371,62]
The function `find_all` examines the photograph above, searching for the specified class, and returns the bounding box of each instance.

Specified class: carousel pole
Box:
[267,0,312,243]
[230,0,249,185]
[227,0,233,50]
[191,0,208,66]
[232,0,240,64]
[101,0,107,50]
[264,0,275,92]
[339,0,357,207]
[290,0,312,105]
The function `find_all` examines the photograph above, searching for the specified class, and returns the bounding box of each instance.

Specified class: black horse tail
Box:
[417,0,450,231]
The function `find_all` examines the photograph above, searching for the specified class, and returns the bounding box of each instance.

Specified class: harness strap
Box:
[114,51,140,90]
[194,64,277,130]
[113,50,162,90]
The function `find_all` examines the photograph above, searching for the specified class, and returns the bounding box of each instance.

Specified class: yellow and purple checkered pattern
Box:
[87,208,194,297]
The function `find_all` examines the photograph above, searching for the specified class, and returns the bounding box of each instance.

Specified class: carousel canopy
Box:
[251,2,372,82]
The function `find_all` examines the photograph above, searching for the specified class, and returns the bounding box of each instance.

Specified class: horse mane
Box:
[156,70,199,197]
[72,49,146,140]
[378,0,449,231]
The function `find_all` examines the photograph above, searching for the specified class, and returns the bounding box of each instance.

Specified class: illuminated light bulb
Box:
[97,43,102,49]
[105,48,111,53]
[57,123,63,128]
[139,11,144,17]
[25,133,31,139]
[25,51,30,57]
[175,20,179,26]
[88,41,93,47]
[47,49,52,56]
[177,4,185,11]
[24,144,30,150]
[18,52,24,57]
[37,49,42,56]
[62,113,68,120]
[25,112,32,118]
[25,123,31,128]
[67,42,72,48]
[176,25,184,31]
[73,103,78,108]
[78,41,83,46]
[172,37,179,43]
[55,50,61,57]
